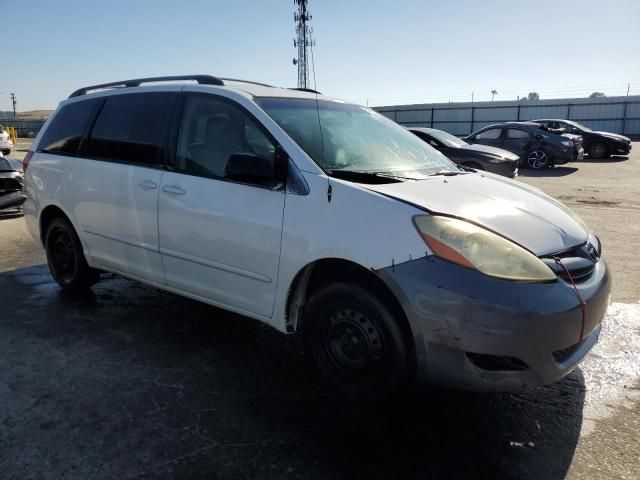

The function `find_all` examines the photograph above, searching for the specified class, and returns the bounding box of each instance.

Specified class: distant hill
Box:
[0,110,53,120]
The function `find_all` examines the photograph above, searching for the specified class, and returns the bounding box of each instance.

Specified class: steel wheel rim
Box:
[322,307,385,381]
[527,151,547,169]
[51,228,76,278]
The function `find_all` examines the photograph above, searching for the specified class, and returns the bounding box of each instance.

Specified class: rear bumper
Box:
[553,147,583,165]
[0,190,26,209]
[0,171,25,209]
[377,255,611,391]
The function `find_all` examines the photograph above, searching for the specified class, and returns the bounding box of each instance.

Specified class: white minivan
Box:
[24,76,610,396]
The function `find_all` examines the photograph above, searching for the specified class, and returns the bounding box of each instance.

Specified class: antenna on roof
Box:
[293,0,315,89]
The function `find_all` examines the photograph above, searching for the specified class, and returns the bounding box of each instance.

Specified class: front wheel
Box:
[45,217,100,290]
[303,283,409,398]
[588,142,609,159]
[527,150,550,169]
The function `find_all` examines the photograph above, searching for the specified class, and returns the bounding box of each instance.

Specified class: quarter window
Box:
[38,99,100,156]
[84,93,175,165]
[506,128,530,139]
[476,128,502,140]
[176,95,277,179]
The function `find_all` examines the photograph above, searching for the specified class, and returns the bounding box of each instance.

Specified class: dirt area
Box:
[0,140,638,479]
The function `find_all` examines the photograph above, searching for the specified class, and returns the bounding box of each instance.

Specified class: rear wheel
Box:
[1,149,9,155]
[526,150,550,169]
[45,217,100,290]
[588,142,609,159]
[303,283,409,398]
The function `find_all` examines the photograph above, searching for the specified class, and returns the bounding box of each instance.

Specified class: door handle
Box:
[162,185,186,195]
[137,180,158,190]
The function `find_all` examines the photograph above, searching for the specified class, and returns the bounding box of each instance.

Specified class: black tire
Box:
[588,142,609,159]
[462,162,484,170]
[1,149,9,155]
[45,217,100,290]
[303,283,409,398]
[526,149,550,169]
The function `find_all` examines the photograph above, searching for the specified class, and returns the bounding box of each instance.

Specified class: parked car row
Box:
[410,119,631,175]
[530,119,632,159]
[23,75,611,396]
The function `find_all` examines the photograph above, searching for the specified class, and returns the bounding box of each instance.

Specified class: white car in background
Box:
[0,126,14,154]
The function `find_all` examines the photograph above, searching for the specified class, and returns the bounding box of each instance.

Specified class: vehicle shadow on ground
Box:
[578,156,629,163]
[519,166,578,178]
[0,265,585,480]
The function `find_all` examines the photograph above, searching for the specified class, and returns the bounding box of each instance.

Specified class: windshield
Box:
[425,129,469,148]
[256,98,457,176]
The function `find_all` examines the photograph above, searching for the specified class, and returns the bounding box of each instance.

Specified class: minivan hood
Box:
[365,173,588,256]
[458,143,519,160]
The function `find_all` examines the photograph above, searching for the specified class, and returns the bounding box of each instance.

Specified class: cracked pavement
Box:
[0,141,638,479]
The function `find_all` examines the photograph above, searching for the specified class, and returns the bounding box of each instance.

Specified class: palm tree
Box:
[491,90,497,101]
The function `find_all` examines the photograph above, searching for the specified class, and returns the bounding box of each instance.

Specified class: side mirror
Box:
[430,140,438,147]
[224,153,286,189]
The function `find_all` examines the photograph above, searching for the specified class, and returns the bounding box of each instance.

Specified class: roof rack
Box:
[290,87,322,95]
[68,75,224,98]
[218,78,275,88]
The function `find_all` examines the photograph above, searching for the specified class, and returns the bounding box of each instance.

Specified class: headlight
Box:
[413,215,556,282]
[561,140,574,147]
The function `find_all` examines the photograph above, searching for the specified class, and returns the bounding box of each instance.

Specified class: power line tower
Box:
[10,93,16,118]
[292,0,315,89]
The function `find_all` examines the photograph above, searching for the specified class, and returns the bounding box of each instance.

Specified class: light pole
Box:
[491,89,497,102]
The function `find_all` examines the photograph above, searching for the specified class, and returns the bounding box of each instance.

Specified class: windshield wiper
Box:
[325,169,422,184]
[372,172,423,181]
[427,170,465,177]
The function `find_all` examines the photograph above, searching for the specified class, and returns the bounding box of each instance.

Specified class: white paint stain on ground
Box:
[580,302,640,435]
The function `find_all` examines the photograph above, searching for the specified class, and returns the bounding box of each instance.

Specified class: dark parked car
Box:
[0,155,25,210]
[409,127,519,177]
[465,122,583,169]
[531,119,631,159]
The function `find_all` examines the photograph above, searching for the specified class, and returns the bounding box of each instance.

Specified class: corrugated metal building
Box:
[374,95,640,137]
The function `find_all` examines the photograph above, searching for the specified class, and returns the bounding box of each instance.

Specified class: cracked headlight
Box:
[413,215,556,282]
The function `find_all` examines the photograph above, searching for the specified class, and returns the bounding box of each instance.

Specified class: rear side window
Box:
[506,128,530,139]
[38,99,99,155]
[84,93,175,166]
[476,128,502,140]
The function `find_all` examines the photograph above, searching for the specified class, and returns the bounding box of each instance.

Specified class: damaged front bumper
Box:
[376,255,611,391]
[0,170,26,209]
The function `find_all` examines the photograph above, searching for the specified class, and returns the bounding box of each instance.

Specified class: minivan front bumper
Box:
[376,255,611,391]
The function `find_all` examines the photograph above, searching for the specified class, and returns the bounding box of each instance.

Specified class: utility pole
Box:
[10,93,16,118]
[292,0,315,89]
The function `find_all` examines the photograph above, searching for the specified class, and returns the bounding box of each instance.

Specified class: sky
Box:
[2,0,640,111]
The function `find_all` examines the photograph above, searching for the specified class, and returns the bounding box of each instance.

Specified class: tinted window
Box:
[84,93,174,165]
[476,128,502,140]
[38,99,99,155]
[506,128,530,139]
[177,95,277,179]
